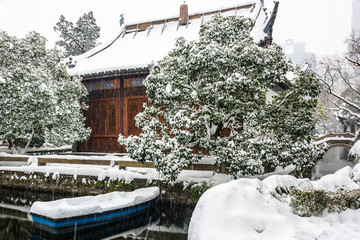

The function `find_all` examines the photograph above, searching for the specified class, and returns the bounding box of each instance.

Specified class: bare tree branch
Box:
[345,56,360,67]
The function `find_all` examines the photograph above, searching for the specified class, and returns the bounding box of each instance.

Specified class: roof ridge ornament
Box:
[179,2,189,25]
[119,14,124,27]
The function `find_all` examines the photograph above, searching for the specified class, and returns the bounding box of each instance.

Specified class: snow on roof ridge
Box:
[67,0,274,76]
[123,0,258,28]
[69,0,259,63]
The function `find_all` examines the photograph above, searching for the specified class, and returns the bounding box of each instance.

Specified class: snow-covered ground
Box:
[0,152,297,187]
[188,164,360,240]
[0,153,233,186]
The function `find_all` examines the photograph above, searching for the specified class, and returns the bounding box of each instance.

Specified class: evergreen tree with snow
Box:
[0,31,91,154]
[54,11,100,57]
[119,15,326,182]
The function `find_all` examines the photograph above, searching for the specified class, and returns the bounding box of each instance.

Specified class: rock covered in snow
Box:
[188,164,360,240]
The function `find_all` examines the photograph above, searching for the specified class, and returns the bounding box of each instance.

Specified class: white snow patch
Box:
[0,75,5,84]
[313,166,359,191]
[165,83,172,93]
[52,172,60,180]
[27,156,38,166]
[349,140,360,158]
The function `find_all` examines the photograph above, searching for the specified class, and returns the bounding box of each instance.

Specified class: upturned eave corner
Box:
[260,1,279,47]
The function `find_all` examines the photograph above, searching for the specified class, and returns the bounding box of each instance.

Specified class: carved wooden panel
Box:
[125,88,146,97]
[125,97,147,136]
[90,100,118,136]
[77,137,121,153]
[89,90,120,100]
[128,102,138,130]
[125,77,146,88]
[92,105,99,130]
[100,104,107,131]
[109,104,116,132]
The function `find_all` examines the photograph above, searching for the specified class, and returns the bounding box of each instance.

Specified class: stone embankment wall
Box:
[0,170,199,206]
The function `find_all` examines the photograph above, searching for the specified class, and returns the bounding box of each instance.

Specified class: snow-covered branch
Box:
[268,89,295,113]
[327,97,360,120]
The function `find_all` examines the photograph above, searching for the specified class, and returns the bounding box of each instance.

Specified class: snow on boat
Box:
[29,187,159,233]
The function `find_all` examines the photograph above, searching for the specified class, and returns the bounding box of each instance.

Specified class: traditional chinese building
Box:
[67,0,280,153]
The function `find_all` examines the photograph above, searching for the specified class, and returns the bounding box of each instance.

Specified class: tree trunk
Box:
[20,129,34,155]
[8,139,19,154]
[213,122,223,140]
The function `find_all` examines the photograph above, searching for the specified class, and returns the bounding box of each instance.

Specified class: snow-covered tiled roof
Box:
[67,0,279,77]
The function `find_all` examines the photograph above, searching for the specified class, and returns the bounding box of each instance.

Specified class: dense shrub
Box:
[289,187,360,217]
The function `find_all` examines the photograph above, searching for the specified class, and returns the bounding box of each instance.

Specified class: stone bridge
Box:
[313,132,356,149]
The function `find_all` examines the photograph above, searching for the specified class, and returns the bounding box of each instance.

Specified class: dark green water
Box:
[0,188,193,240]
[311,146,354,180]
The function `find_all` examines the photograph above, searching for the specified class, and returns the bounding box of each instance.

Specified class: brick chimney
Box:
[179,2,188,25]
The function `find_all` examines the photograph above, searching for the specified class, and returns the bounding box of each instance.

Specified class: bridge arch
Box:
[313,132,355,150]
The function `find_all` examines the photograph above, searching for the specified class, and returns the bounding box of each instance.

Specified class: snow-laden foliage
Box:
[119,15,325,182]
[54,11,100,57]
[290,187,360,217]
[0,31,91,154]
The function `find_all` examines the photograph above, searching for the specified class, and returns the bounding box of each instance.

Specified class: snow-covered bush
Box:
[289,187,327,217]
[185,182,212,202]
[0,31,91,154]
[290,187,360,217]
[119,15,325,182]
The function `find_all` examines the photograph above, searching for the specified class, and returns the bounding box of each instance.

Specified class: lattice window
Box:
[100,104,108,131]
[90,101,117,135]
[128,103,138,130]
[109,104,116,131]
[92,105,99,130]
[127,98,147,136]
[77,137,121,153]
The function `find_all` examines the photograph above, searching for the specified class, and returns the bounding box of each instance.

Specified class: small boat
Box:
[29,187,159,235]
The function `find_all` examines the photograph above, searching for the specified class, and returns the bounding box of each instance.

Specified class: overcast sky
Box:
[0,0,353,56]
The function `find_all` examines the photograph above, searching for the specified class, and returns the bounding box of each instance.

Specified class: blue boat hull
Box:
[31,198,157,235]
[32,209,159,240]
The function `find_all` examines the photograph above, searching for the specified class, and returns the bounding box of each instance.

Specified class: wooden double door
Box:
[89,96,147,137]
[82,96,147,152]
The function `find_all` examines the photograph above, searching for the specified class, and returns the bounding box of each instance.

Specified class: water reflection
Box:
[33,210,159,240]
[311,146,354,180]
[0,217,32,240]
[0,188,193,240]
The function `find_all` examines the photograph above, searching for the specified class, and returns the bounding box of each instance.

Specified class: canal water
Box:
[0,188,193,240]
[311,146,354,180]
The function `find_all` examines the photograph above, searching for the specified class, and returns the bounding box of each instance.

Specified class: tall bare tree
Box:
[319,33,360,138]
